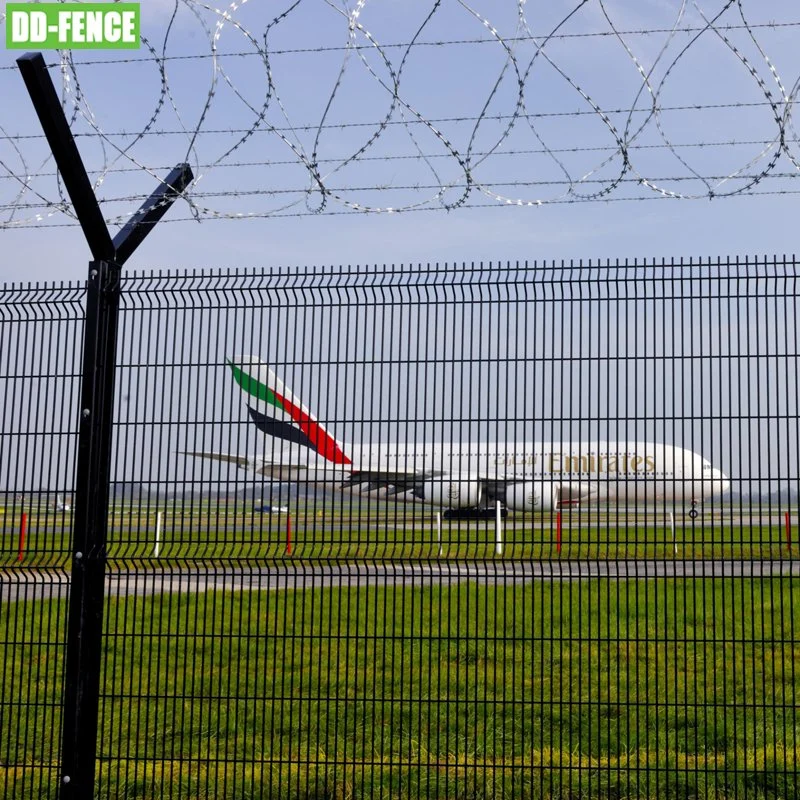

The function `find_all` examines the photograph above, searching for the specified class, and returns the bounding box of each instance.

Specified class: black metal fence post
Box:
[59,260,120,798]
[15,53,191,799]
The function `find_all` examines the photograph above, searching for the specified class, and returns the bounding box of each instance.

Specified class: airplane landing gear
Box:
[688,501,699,520]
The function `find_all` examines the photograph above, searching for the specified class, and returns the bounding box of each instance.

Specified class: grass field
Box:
[1,502,798,566]
[2,578,799,799]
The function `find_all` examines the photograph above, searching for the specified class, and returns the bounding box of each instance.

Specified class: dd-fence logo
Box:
[6,3,140,49]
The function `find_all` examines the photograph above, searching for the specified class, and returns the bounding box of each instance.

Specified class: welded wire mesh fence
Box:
[0,281,84,796]
[2,259,799,798]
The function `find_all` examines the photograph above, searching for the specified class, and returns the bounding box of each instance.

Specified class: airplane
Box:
[187,356,731,519]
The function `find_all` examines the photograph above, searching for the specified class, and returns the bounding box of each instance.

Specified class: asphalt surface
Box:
[3,559,800,603]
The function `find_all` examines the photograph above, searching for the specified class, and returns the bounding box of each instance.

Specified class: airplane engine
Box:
[505,482,554,511]
[414,480,482,509]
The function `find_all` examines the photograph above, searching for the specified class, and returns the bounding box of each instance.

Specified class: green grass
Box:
[2,503,798,567]
[3,579,800,798]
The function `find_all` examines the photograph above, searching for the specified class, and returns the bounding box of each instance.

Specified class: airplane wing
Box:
[340,469,442,494]
[183,450,319,480]
[185,454,434,487]
[183,451,256,471]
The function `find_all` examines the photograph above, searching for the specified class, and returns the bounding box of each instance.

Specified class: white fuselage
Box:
[267,440,730,508]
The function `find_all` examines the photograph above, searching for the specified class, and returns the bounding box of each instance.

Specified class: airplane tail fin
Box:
[228,356,352,465]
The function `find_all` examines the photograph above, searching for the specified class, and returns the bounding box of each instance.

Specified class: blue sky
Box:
[2,2,800,493]
[1,0,800,281]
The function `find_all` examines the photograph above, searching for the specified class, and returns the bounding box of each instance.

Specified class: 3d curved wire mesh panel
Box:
[2,259,799,798]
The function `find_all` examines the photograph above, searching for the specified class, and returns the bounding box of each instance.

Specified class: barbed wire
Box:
[2,19,799,71]
[2,102,793,143]
[8,169,800,216]
[10,185,800,230]
[0,138,787,185]
[1,0,800,228]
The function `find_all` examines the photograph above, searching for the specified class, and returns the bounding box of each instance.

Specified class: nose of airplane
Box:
[714,469,730,495]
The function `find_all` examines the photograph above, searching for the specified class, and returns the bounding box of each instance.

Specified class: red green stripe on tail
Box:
[229,359,351,465]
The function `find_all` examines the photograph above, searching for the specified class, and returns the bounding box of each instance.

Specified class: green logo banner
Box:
[6,3,140,49]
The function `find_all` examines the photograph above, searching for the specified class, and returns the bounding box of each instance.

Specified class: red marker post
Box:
[785,511,792,552]
[556,510,562,555]
[286,513,292,556]
[17,512,27,563]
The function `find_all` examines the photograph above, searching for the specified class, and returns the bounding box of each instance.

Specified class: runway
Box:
[3,558,800,603]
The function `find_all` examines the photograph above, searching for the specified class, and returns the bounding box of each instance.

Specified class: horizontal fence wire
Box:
[2,258,800,798]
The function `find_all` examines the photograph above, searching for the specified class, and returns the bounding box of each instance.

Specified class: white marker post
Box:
[495,501,503,556]
[436,511,442,556]
[668,510,677,555]
[154,510,163,557]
